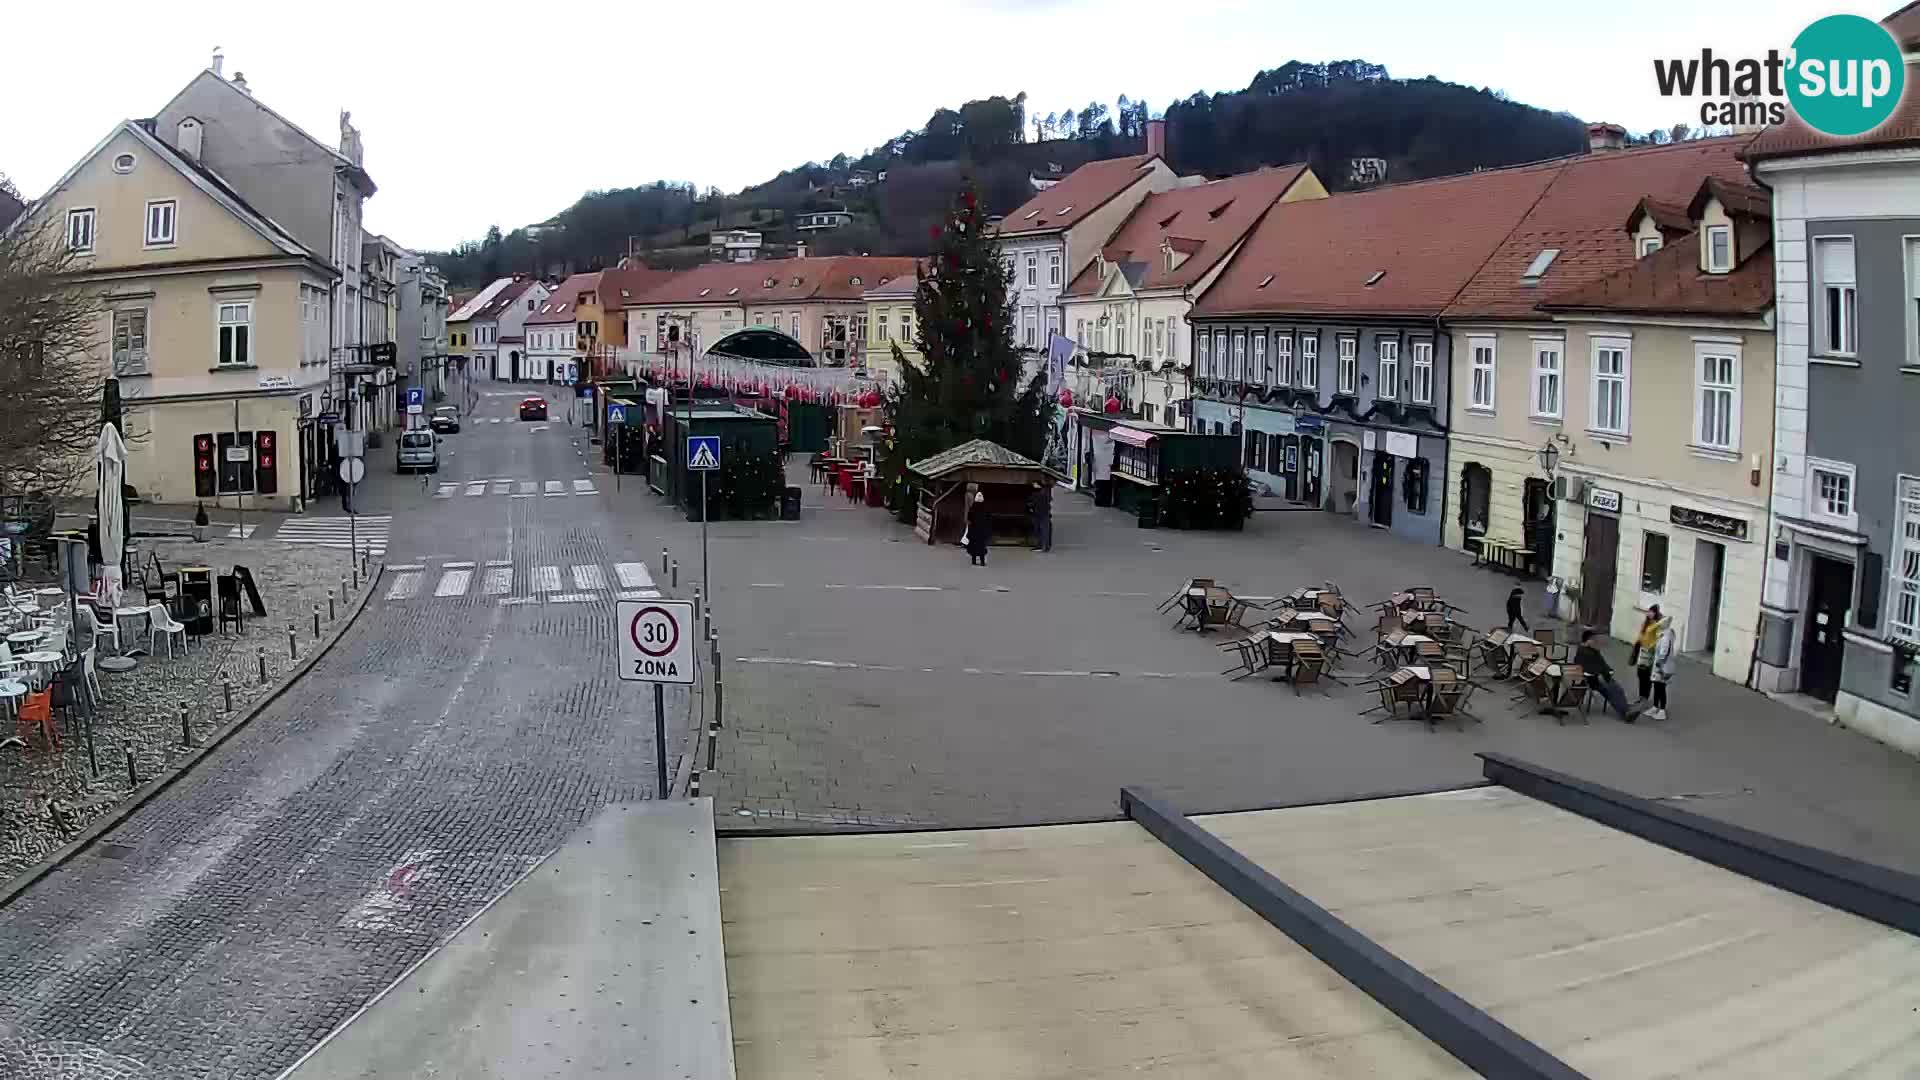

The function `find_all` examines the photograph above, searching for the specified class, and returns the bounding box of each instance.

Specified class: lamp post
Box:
[1536,440,1560,477]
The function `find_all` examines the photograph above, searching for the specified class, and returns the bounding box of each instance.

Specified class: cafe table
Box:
[7,629,47,647]
[21,650,62,688]
[0,678,24,722]
[1261,630,1321,681]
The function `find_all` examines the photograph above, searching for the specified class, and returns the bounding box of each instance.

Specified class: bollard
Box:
[179,702,193,748]
[661,547,669,575]
[126,751,138,787]
[257,646,268,685]
[48,800,71,839]
[692,587,702,623]
[329,591,337,621]
[671,560,679,589]
[222,675,234,715]
[287,625,298,662]
[312,604,321,640]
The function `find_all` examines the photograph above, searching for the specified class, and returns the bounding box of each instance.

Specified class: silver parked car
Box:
[396,429,439,473]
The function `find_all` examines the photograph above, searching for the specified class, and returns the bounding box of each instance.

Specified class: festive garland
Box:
[1161,466,1253,530]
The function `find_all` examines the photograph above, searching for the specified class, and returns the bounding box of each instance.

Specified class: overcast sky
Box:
[3,0,1823,252]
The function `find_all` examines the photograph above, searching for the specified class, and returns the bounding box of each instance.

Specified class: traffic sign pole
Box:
[700,470,709,599]
[653,683,667,797]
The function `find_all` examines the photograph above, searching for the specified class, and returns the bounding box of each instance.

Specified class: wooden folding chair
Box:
[1536,627,1568,663]
[1549,665,1589,726]
[1506,639,1543,678]
[1369,679,1430,726]
[1288,643,1330,696]
[1218,633,1270,680]
[1426,676,1481,728]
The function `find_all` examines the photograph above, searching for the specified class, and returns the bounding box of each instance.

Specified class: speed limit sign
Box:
[617,599,694,684]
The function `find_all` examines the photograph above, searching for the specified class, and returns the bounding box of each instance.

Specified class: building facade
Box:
[996,129,1180,358]
[1188,162,1564,543]
[396,250,448,398]
[526,273,598,384]
[861,270,920,382]
[1524,179,1777,683]
[1749,44,1920,752]
[27,120,336,511]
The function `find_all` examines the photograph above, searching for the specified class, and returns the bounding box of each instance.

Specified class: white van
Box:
[396,429,439,473]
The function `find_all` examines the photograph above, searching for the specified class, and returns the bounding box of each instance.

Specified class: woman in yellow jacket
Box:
[1630,605,1662,704]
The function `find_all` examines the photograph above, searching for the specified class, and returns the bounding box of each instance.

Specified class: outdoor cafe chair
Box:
[1505,639,1544,676]
[1535,627,1569,663]
[1288,642,1331,696]
[1365,676,1430,726]
[14,688,56,751]
[1544,664,1589,725]
[146,603,187,659]
[1426,676,1481,729]
[1218,634,1270,680]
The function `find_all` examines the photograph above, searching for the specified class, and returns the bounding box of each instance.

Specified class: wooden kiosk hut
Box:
[907,440,1064,546]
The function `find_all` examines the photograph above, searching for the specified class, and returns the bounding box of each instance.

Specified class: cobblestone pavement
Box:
[658,466,1920,876]
[0,384,695,1080]
[0,536,371,882]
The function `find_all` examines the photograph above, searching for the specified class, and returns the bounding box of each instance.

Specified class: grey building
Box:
[396,250,449,397]
[1185,162,1563,546]
[1749,53,1920,756]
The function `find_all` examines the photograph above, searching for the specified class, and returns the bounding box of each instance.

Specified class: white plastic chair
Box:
[81,605,119,654]
[81,645,101,702]
[147,603,187,659]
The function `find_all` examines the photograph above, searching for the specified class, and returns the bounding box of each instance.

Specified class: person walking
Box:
[1630,604,1662,704]
[964,492,992,566]
[1647,615,1677,720]
[1573,628,1645,722]
[1505,586,1529,633]
[1028,481,1053,552]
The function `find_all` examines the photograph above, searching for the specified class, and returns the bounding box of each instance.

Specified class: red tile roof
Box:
[1062,165,1312,298]
[995,154,1163,237]
[1191,163,1562,319]
[600,265,674,307]
[1537,233,1773,318]
[471,277,539,322]
[1886,1,1920,48]
[624,256,919,307]
[1744,64,1920,160]
[1689,176,1770,220]
[1443,135,1754,319]
[1627,197,1693,235]
[527,272,601,325]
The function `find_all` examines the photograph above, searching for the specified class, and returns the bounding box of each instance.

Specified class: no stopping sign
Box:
[617,599,694,684]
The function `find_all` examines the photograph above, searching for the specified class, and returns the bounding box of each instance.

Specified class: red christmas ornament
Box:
[1058,388,1074,407]
[1104,396,1122,415]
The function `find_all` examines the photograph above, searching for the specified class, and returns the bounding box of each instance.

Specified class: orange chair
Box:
[16,688,57,750]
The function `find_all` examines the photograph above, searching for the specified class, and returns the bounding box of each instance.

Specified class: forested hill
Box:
[431,60,1587,288]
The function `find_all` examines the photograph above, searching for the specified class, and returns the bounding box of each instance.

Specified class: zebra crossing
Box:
[382,560,660,606]
[433,477,598,500]
[273,515,390,556]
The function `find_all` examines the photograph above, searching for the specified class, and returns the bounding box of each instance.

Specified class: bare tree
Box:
[0,216,107,497]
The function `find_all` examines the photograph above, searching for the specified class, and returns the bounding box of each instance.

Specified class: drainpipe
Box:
[1744,154,1780,691]
[1434,315,1454,547]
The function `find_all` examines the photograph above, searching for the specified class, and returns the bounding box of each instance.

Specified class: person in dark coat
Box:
[1505,586,1529,633]
[1574,628,1644,722]
[965,491,992,565]
[1028,481,1053,552]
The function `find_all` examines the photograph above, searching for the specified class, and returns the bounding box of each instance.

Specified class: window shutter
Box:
[1816,238,1855,284]
[1858,548,1883,629]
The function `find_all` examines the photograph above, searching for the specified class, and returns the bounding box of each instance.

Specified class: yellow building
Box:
[860,268,921,383]
[20,119,336,510]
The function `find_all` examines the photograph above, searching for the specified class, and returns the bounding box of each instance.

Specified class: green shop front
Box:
[1108,424,1246,529]
[659,407,782,521]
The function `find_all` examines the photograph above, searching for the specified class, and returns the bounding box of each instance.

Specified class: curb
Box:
[0,563,385,910]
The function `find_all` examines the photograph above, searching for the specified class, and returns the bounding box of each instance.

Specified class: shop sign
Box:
[1383,431,1419,459]
[1587,486,1622,513]
[1671,504,1750,542]
[1293,415,1325,433]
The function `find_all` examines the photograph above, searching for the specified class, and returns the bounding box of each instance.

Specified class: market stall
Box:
[907,439,1064,546]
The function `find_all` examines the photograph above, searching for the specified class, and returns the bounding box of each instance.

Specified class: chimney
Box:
[211,48,224,78]
[1145,118,1167,159]
[795,239,808,259]
[177,117,204,162]
[1587,122,1627,152]
[231,71,250,96]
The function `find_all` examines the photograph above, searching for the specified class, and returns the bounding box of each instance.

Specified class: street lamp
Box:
[1537,440,1559,475]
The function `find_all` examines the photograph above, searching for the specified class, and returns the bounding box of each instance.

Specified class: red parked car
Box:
[518,396,548,421]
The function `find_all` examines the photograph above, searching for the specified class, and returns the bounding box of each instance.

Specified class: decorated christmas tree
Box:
[881,182,1049,518]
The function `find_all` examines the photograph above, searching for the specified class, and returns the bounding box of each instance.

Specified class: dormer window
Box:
[1207,201,1232,220]
[1258,274,1274,288]
[790,276,803,287]
[726,287,739,296]
[1057,205,1073,215]
[698,288,711,297]
[1023,209,1040,220]
[763,276,776,288]
[1638,235,1663,257]
[849,276,862,286]
[1706,225,1732,273]
[1364,271,1386,288]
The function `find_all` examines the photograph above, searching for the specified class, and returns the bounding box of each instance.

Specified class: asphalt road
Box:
[0,384,694,1080]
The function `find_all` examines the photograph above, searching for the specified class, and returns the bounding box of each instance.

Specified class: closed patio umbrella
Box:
[95,422,128,605]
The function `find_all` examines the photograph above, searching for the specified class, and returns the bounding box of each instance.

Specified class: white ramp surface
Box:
[285,799,735,1079]
[719,820,1471,1078]
[1199,787,1920,1079]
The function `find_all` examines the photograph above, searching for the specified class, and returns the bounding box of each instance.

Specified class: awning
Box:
[1110,427,1158,448]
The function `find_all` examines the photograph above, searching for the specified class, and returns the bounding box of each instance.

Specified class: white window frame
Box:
[144,199,177,248]
[1906,236,1920,368]
[1043,308,1058,346]
[112,307,149,376]
[1336,336,1357,395]
[1638,235,1663,257]
[1024,307,1037,348]
[66,207,96,253]
[1410,340,1433,404]
[1589,336,1630,436]
[1893,476,1920,645]
[1807,457,1858,531]
[1814,236,1857,358]
[1275,333,1294,386]
[1164,317,1175,360]
[1214,331,1229,380]
[1299,335,1319,389]
[1468,335,1496,411]
[1232,331,1246,381]
[1025,253,1037,286]
[1693,342,1741,453]
[216,300,254,368]
[1706,225,1732,272]
[1376,338,1399,400]
[1530,338,1563,420]
[902,312,915,343]
[1048,251,1061,286]
[1197,329,1212,377]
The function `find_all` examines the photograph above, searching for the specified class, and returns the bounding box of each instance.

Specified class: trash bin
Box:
[1544,577,1564,620]
[1137,496,1160,529]
[180,566,214,637]
[1093,479,1113,507]
[781,486,803,521]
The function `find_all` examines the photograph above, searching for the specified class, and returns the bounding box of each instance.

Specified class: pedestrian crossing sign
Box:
[687,435,721,471]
